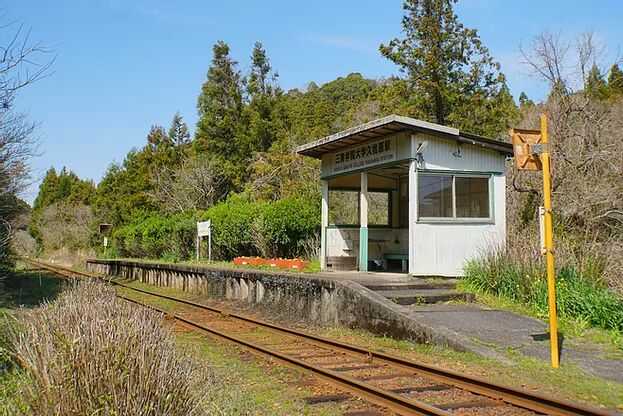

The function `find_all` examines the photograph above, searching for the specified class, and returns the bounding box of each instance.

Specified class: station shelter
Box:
[296,115,513,277]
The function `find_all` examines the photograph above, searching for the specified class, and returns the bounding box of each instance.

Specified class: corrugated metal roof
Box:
[295,114,513,158]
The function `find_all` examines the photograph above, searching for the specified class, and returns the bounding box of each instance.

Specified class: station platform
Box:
[316,271,623,383]
[87,259,623,384]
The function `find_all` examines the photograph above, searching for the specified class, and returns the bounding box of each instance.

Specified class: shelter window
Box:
[368,191,390,226]
[418,175,453,218]
[418,174,491,220]
[329,190,359,225]
[455,177,490,218]
[328,189,391,226]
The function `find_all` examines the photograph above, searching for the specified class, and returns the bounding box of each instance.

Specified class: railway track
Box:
[24,258,616,416]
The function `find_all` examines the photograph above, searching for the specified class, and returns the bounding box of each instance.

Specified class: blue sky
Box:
[8,1,623,203]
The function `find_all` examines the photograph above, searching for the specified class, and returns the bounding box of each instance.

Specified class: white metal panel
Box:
[326,228,409,260]
[416,133,506,173]
[412,175,506,276]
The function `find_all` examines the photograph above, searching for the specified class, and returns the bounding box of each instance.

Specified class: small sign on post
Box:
[538,206,546,254]
[196,220,212,263]
[510,128,543,171]
[99,223,112,258]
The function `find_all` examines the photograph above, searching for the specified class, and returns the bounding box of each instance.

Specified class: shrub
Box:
[253,197,320,258]
[201,195,263,260]
[9,280,208,415]
[110,194,322,261]
[464,247,623,332]
[112,212,196,261]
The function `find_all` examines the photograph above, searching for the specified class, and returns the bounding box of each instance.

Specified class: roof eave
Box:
[295,115,513,158]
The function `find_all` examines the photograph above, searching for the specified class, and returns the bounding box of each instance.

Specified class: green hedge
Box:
[112,211,196,261]
[111,195,320,261]
[254,197,319,258]
[200,195,264,260]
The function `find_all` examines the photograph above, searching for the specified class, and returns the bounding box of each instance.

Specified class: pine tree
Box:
[244,42,280,153]
[194,40,243,158]
[146,125,170,149]
[379,0,517,136]
[248,41,277,97]
[608,64,623,96]
[519,92,534,108]
[33,168,59,210]
[585,64,608,99]
[168,112,190,146]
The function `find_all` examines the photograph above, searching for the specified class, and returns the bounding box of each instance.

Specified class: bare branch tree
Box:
[0,23,54,110]
[521,32,570,91]
[512,31,623,292]
[149,157,226,213]
[0,20,53,257]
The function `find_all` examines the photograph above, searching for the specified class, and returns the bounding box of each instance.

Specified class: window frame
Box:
[327,187,394,228]
[417,172,494,224]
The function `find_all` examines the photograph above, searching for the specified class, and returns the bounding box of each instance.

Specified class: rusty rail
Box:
[24,258,616,416]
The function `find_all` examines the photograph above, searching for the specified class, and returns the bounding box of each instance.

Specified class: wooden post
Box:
[208,227,212,263]
[196,234,200,262]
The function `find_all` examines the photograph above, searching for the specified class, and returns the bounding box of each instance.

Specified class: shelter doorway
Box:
[324,163,410,273]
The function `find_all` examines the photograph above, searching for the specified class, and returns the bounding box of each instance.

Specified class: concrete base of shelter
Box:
[86,259,623,383]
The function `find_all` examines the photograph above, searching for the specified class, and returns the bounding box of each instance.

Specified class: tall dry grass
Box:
[464,226,623,333]
[9,280,209,415]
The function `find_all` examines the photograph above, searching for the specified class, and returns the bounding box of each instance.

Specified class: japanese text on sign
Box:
[333,138,396,173]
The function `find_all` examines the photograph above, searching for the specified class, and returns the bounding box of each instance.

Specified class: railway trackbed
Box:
[24,258,617,416]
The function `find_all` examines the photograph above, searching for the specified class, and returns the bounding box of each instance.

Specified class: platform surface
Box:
[402,303,623,382]
[314,271,623,382]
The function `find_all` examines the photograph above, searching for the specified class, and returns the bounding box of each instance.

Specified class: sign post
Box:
[510,114,559,368]
[99,223,112,259]
[196,220,212,263]
[539,114,559,368]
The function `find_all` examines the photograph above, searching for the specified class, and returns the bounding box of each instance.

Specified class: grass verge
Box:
[176,331,342,416]
[460,250,623,352]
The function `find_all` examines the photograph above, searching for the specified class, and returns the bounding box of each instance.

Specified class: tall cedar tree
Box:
[380,0,517,137]
[195,41,243,159]
[146,125,171,150]
[168,112,190,146]
[244,42,280,153]
[585,64,608,99]
[518,92,534,108]
[248,41,275,97]
[608,64,623,96]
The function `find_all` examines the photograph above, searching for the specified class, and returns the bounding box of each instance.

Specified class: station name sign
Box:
[331,137,396,174]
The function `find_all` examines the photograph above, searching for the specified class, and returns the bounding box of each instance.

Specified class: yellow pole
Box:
[540,113,559,368]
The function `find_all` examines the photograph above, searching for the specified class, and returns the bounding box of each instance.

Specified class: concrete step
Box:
[374,288,474,305]
[363,280,458,291]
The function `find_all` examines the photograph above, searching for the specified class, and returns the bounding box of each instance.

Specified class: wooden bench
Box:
[383,253,408,273]
[326,256,357,271]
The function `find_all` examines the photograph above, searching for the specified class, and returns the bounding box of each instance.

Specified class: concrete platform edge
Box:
[86,258,511,363]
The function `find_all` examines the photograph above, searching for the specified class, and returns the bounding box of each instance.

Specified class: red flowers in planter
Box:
[233,257,309,270]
